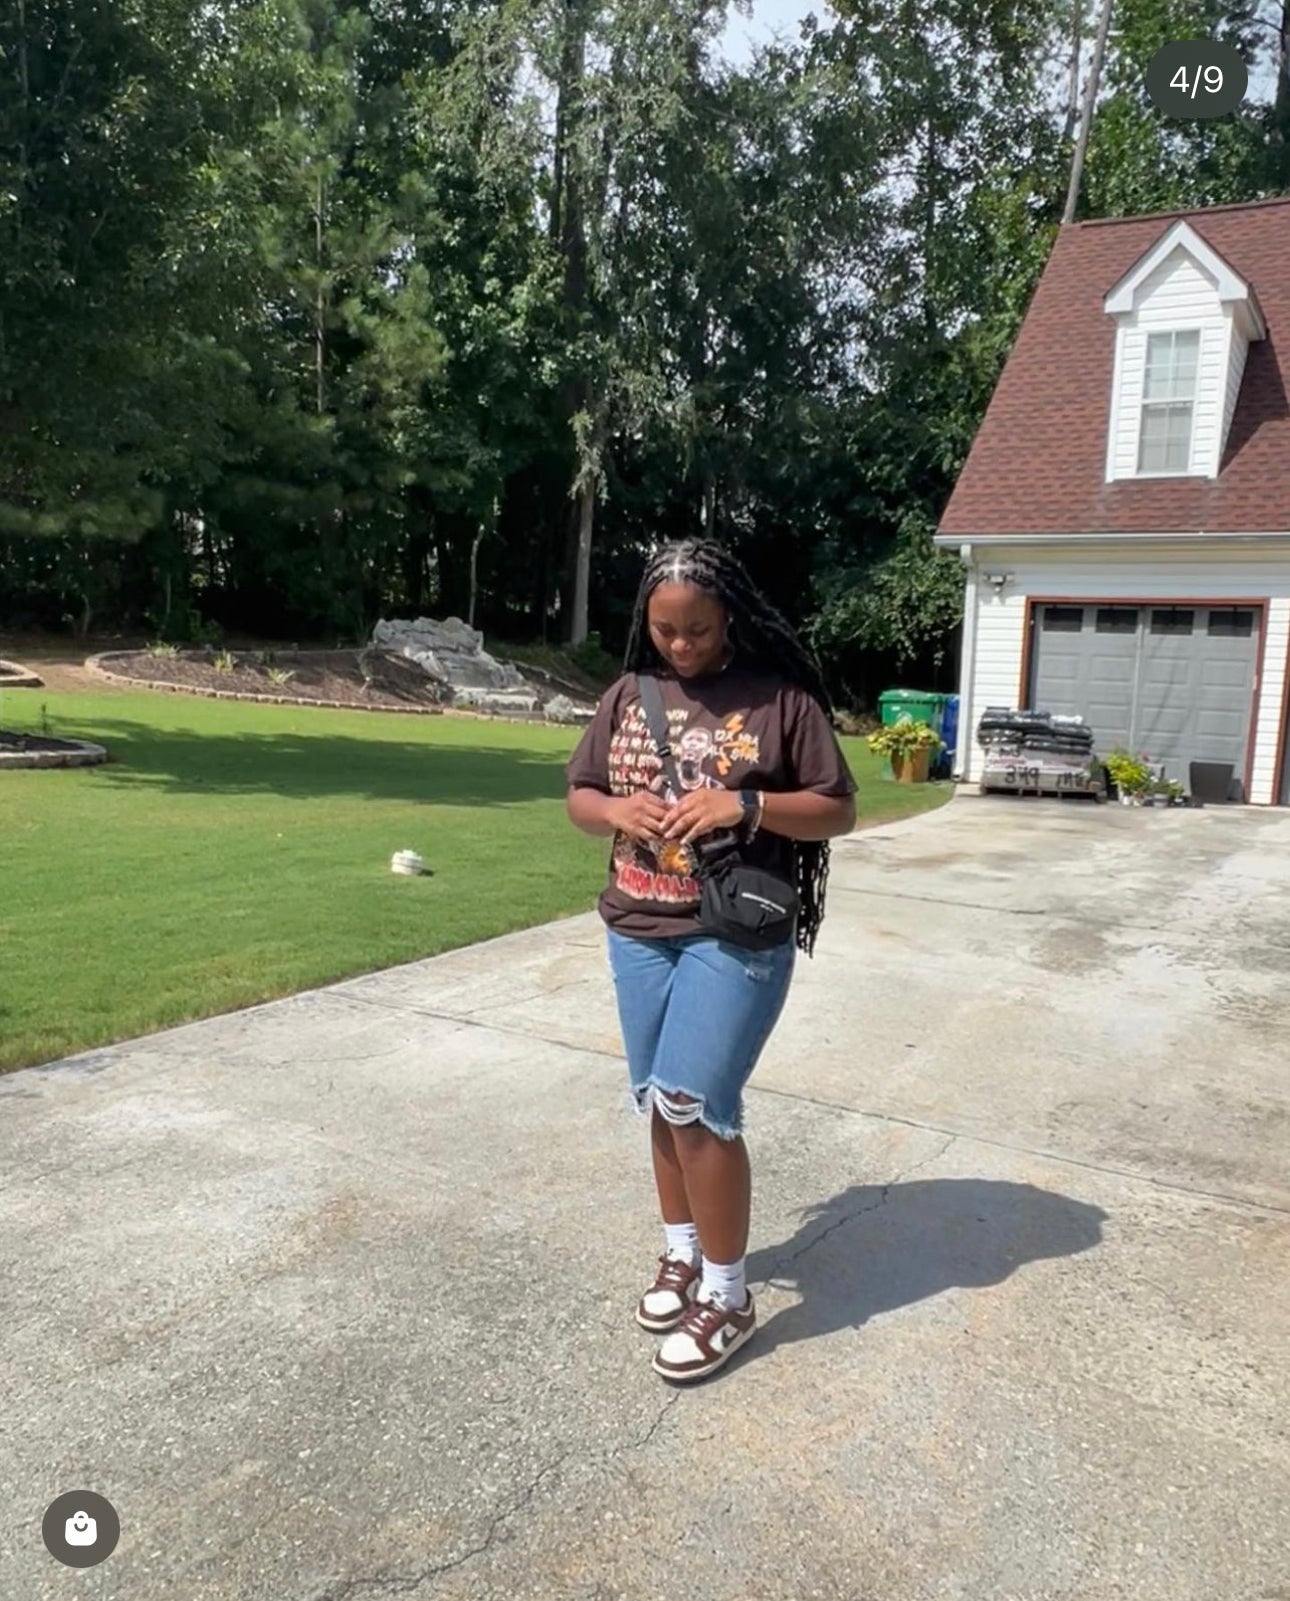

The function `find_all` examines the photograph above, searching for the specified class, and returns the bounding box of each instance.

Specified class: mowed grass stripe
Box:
[0,688,946,1071]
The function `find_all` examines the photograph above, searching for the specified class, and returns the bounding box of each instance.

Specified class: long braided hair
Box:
[623,539,837,958]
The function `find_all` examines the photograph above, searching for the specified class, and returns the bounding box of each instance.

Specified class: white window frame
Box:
[1135,328,1201,478]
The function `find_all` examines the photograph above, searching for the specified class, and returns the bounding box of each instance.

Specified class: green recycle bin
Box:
[878,689,949,733]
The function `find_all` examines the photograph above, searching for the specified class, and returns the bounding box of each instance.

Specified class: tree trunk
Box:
[315,171,326,415]
[554,2,589,309]
[402,521,430,613]
[552,0,593,643]
[923,72,937,338]
[1064,0,1114,224]
[569,478,594,646]
[467,499,498,629]
[1062,0,1084,145]
[539,508,553,643]
[1274,0,1290,188]
[701,471,716,537]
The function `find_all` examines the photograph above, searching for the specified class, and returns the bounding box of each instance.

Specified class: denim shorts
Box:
[606,928,796,1142]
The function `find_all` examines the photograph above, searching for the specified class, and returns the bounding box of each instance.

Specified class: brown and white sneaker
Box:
[652,1287,756,1382]
[635,1253,701,1332]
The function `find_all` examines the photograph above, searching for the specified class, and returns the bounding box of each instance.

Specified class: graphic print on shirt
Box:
[607,700,762,907]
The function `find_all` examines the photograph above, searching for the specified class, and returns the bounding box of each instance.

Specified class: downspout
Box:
[955,544,979,782]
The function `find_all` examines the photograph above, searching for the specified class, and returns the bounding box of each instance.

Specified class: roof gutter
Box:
[932,529,1290,549]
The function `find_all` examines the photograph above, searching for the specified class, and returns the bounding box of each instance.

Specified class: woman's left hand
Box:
[661,787,745,844]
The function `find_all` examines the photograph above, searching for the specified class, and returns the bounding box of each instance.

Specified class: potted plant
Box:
[867,719,943,784]
[1104,748,1153,804]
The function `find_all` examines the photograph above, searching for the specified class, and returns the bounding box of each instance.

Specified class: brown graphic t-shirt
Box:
[565,665,857,940]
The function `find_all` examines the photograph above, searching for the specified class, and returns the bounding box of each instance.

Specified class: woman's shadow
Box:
[745,1178,1107,1358]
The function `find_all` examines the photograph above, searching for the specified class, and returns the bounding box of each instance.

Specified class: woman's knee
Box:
[657,1091,736,1153]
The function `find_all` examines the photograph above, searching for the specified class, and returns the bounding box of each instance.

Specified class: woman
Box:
[565,539,857,1383]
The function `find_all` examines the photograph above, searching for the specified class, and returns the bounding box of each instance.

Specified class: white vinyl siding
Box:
[1221,313,1250,468]
[1106,249,1229,481]
[967,590,1030,768]
[959,544,1290,804]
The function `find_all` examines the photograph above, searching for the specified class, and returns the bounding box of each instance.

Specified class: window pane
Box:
[1170,329,1199,390]
[1042,607,1084,632]
[1163,403,1192,469]
[1143,338,1171,401]
[1095,607,1138,634]
[1207,608,1255,637]
[1144,330,1200,401]
[1139,402,1193,471]
[1150,608,1194,635]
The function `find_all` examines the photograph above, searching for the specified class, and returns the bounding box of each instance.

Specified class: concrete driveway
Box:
[3,795,1287,1600]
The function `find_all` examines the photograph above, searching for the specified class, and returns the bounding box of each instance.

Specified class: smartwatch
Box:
[738,789,760,838]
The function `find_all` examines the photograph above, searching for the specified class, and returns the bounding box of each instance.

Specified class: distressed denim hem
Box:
[627,1081,743,1142]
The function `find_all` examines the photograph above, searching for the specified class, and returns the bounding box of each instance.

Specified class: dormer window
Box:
[1103,220,1265,484]
[1138,329,1199,473]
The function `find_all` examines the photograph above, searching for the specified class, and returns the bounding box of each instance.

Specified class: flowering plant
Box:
[1105,749,1153,797]
[867,719,943,760]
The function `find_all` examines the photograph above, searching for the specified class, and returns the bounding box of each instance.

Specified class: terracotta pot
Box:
[891,748,931,784]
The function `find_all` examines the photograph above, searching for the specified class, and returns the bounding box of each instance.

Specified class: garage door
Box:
[1029,604,1260,797]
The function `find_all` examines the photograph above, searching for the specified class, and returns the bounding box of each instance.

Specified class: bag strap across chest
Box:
[636,675,685,797]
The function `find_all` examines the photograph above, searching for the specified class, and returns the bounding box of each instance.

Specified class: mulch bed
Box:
[0,731,86,752]
[101,648,448,711]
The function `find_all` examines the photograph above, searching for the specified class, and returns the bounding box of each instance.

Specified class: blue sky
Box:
[717,0,834,66]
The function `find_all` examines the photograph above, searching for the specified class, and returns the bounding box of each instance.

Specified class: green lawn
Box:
[0,689,947,1072]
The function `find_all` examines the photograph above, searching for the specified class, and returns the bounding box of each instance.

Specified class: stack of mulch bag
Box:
[977,707,1100,793]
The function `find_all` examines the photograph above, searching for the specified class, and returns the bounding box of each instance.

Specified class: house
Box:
[935,197,1290,804]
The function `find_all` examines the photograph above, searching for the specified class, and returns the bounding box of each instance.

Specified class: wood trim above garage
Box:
[1274,644,1290,806]
[1017,595,1269,803]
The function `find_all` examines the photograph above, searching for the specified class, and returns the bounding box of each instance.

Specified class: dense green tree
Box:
[2,0,1287,698]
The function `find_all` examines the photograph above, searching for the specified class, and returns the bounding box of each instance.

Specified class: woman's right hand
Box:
[610,791,671,845]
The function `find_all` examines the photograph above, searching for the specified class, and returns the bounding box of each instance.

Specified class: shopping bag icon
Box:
[65,1512,97,1547]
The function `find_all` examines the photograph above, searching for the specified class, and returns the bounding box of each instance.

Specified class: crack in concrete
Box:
[304,1395,681,1600]
[760,1133,958,1291]
[455,975,592,1021]
[760,1187,891,1290]
[630,1389,683,1452]
[338,991,623,1065]
[892,1131,959,1185]
[752,1083,1290,1219]
[306,1451,572,1601]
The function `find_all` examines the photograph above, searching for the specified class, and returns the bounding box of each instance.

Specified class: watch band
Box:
[739,788,763,841]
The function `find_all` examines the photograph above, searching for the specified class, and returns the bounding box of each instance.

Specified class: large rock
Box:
[371,616,528,694]
[370,616,595,722]
[544,694,595,725]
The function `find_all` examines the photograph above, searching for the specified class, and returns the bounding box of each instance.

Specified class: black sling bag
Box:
[637,674,799,952]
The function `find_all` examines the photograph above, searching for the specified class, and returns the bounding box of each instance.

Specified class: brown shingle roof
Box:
[937,197,1290,538]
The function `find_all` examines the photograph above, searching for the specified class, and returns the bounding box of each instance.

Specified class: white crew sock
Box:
[700,1255,747,1312]
[664,1221,700,1265]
